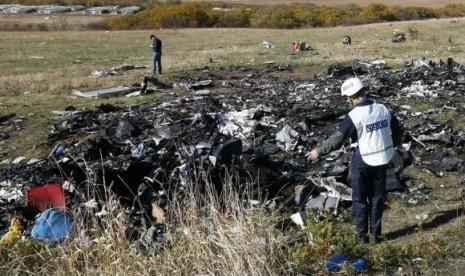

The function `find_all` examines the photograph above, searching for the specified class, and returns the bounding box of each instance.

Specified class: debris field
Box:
[1,57,465,247]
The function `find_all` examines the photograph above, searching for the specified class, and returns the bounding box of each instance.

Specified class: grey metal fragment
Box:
[73,86,139,98]
[307,194,340,211]
[188,80,213,90]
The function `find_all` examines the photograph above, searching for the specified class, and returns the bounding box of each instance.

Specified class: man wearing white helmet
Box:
[306,77,403,244]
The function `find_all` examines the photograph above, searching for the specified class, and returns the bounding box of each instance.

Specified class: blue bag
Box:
[31,208,74,243]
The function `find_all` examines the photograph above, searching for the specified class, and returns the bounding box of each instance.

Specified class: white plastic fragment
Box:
[290,211,308,229]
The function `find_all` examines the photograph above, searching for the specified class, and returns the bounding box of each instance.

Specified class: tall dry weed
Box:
[1,157,293,275]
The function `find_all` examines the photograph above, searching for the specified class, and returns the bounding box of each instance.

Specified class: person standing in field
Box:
[306,77,403,244]
[150,34,162,76]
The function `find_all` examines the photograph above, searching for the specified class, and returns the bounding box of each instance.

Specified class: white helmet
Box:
[341,77,364,96]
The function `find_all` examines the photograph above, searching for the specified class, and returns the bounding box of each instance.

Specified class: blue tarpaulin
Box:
[31,208,74,243]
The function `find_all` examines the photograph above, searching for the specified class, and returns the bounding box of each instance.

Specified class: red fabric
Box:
[25,183,66,211]
[291,41,300,52]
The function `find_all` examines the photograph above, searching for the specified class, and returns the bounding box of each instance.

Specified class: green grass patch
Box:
[438,110,465,132]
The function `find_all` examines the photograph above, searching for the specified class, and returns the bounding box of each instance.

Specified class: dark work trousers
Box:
[349,151,387,238]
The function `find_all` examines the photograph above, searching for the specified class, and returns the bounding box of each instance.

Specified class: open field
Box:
[1,18,464,76]
[185,0,465,8]
[0,17,464,158]
[1,17,465,274]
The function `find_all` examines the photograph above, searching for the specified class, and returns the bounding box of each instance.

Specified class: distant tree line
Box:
[3,1,465,29]
[106,3,465,29]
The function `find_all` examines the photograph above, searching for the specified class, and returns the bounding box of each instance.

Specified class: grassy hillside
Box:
[184,0,465,7]
[108,3,465,30]
[2,3,464,30]
[0,17,464,158]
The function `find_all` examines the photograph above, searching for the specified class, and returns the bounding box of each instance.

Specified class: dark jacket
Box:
[152,38,162,53]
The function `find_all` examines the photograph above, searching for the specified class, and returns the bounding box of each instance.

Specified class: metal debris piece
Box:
[73,86,139,98]
[307,195,340,211]
[392,33,406,43]
[188,80,213,90]
[262,41,274,48]
[342,35,351,45]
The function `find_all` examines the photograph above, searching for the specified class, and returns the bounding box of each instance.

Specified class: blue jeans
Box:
[349,152,387,238]
[151,52,162,76]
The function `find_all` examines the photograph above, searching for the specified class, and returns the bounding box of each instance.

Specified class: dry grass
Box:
[0,164,292,275]
[0,162,461,274]
[1,18,464,85]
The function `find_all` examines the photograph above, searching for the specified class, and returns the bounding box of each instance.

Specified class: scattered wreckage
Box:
[342,35,351,45]
[90,64,148,78]
[1,57,465,248]
[291,41,312,52]
[392,32,406,43]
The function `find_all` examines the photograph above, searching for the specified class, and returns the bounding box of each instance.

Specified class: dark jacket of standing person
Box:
[151,35,162,53]
[306,77,403,244]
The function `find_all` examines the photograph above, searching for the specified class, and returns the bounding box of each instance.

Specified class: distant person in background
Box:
[150,34,162,76]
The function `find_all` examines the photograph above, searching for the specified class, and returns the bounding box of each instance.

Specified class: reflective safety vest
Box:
[348,102,394,166]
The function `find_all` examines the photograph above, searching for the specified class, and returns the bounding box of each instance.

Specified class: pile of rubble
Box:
[1,57,465,247]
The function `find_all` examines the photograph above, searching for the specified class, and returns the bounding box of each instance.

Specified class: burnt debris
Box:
[2,57,465,245]
[392,32,407,43]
